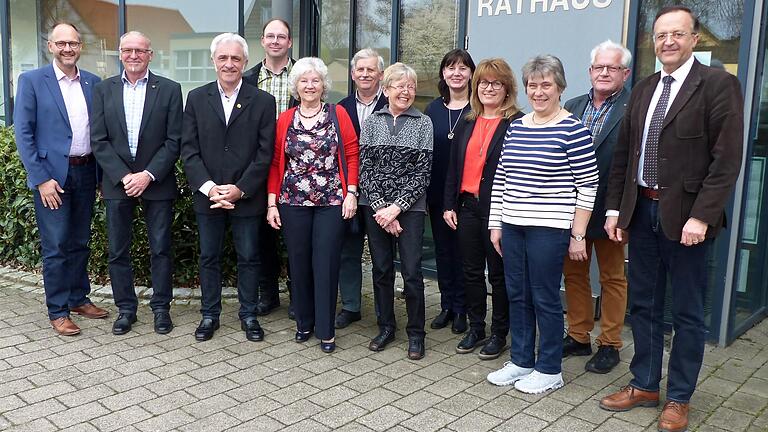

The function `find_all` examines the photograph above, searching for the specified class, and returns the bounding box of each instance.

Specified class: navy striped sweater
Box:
[488,115,599,230]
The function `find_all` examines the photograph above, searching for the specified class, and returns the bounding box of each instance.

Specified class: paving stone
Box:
[100,386,157,411]
[540,415,595,432]
[349,387,401,411]
[382,373,434,396]
[723,391,768,415]
[739,377,768,399]
[90,405,154,432]
[356,405,412,431]
[401,407,458,432]
[225,396,282,422]
[434,392,486,417]
[344,372,392,393]
[18,381,76,404]
[3,398,66,425]
[143,373,201,397]
[494,412,548,432]
[4,417,58,432]
[268,399,324,425]
[523,397,574,422]
[304,369,355,390]
[139,389,199,415]
[227,415,284,432]
[307,384,360,408]
[311,401,368,429]
[392,388,444,415]
[423,376,473,399]
[178,411,241,432]
[448,410,503,432]
[181,393,239,419]
[0,395,26,414]
[698,375,742,396]
[58,422,101,432]
[478,394,530,420]
[49,401,110,429]
[134,408,197,432]
[278,418,331,432]
[705,406,756,431]
[186,361,240,383]
[591,417,646,431]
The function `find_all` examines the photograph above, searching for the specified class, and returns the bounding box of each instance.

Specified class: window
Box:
[174,50,216,84]
[319,0,350,102]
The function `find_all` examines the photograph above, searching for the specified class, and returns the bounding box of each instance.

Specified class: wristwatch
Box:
[348,189,360,198]
[570,233,585,241]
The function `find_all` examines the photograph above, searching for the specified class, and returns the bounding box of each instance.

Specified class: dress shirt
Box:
[122,69,149,160]
[355,87,382,125]
[53,62,90,156]
[582,87,622,138]
[257,59,292,117]
[199,80,243,197]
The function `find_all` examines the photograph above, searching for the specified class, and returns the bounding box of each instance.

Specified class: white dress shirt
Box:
[122,69,149,160]
[53,63,90,156]
[199,80,243,196]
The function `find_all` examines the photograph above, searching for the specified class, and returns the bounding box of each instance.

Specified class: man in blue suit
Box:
[14,22,107,336]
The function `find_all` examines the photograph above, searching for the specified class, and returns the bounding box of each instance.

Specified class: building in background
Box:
[0,0,765,345]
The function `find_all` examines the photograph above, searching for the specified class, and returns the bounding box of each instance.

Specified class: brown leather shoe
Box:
[599,385,659,412]
[70,303,109,319]
[50,316,81,336]
[658,401,689,432]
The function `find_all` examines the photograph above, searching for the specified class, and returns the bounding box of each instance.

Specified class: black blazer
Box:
[181,81,276,216]
[90,71,183,200]
[443,111,524,217]
[338,91,387,138]
[564,88,630,239]
[243,59,299,110]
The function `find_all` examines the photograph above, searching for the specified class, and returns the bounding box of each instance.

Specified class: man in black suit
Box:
[600,7,743,432]
[561,40,630,374]
[181,33,276,342]
[91,31,182,336]
[335,48,387,329]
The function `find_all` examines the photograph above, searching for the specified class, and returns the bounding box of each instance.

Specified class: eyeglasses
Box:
[51,40,81,49]
[478,80,503,90]
[653,31,696,42]
[120,48,152,56]
[590,65,624,74]
[389,84,416,93]
[263,33,289,42]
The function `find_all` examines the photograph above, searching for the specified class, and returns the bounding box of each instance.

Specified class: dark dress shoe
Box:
[320,340,336,353]
[112,313,137,336]
[153,311,173,335]
[478,334,507,360]
[195,318,220,341]
[255,300,279,316]
[407,337,425,360]
[334,309,362,329]
[585,345,620,374]
[241,318,264,342]
[563,335,592,357]
[451,313,468,334]
[456,330,486,354]
[368,328,395,351]
[430,310,454,329]
[295,330,313,343]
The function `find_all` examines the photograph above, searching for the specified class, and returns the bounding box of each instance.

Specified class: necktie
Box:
[642,75,674,188]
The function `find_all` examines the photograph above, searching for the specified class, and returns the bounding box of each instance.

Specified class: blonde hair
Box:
[382,62,417,88]
[466,58,521,121]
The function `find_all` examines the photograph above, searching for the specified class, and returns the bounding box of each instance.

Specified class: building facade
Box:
[0,0,765,345]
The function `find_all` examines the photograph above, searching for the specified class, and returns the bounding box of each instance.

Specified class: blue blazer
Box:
[14,64,100,189]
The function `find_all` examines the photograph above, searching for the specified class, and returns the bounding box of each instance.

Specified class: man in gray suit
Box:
[561,40,631,374]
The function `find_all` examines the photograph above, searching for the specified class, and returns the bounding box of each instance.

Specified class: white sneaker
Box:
[514,370,564,394]
[486,362,534,386]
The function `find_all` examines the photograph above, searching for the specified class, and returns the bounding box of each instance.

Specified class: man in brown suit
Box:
[598,6,743,432]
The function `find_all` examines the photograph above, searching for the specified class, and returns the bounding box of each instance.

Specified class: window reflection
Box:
[320,0,350,103]
[356,0,391,62]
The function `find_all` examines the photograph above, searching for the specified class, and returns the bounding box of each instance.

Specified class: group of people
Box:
[14,6,743,432]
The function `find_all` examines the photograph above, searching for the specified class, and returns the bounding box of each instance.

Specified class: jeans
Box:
[106,198,174,314]
[457,196,508,337]
[429,203,466,314]
[280,205,345,340]
[365,207,426,339]
[502,223,570,374]
[33,161,96,320]
[196,212,260,320]
[627,196,709,403]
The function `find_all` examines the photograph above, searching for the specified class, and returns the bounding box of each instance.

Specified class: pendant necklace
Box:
[532,106,563,125]
[446,103,466,139]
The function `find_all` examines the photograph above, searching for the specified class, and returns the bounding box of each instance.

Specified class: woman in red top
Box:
[443,58,524,360]
[266,57,359,353]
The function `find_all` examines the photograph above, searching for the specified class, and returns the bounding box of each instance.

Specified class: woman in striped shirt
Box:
[486,55,598,394]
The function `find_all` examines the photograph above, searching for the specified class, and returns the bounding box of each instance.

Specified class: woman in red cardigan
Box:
[266,57,359,353]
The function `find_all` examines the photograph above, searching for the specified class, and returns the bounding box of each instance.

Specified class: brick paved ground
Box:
[0,265,766,431]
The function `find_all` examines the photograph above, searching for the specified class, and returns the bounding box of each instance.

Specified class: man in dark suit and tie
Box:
[14,22,107,336]
[335,48,387,329]
[91,31,183,336]
[181,33,276,342]
[561,40,631,374]
[600,7,743,432]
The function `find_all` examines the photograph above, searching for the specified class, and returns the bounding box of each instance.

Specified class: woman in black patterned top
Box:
[359,62,433,360]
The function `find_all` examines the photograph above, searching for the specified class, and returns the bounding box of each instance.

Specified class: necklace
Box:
[299,104,323,119]
[532,106,563,125]
[446,103,467,139]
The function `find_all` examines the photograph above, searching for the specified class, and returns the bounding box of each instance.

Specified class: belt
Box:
[459,192,479,201]
[639,186,659,200]
[69,154,95,166]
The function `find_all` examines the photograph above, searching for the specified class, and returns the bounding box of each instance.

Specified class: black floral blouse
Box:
[279,104,344,206]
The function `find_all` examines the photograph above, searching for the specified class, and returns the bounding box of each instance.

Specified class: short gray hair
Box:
[288,57,332,101]
[590,40,632,68]
[350,48,385,72]
[382,62,417,88]
[521,55,567,92]
[119,31,151,50]
[210,33,249,62]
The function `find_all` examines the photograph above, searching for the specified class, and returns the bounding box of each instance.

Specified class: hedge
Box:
[0,126,246,287]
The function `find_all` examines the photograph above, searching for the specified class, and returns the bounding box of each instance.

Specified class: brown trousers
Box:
[563,238,628,348]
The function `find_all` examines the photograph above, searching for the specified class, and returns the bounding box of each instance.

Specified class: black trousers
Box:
[280,205,345,340]
[457,195,509,337]
[428,203,466,313]
[258,218,283,304]
[365,207,426,339]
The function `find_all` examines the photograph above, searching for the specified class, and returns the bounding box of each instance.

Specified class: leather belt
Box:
[639,186,659,200]
[69,154,95,166]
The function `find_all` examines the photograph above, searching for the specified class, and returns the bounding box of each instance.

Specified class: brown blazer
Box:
[605,59,743,241]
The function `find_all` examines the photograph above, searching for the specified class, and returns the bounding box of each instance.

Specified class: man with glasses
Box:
[561,40,631,374]
[600,7,743,432]
[243,18,298,317]
[90,31,183,336]
[14,22,106,336]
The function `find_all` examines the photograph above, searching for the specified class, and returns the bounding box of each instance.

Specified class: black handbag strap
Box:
[328,103,349,182]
